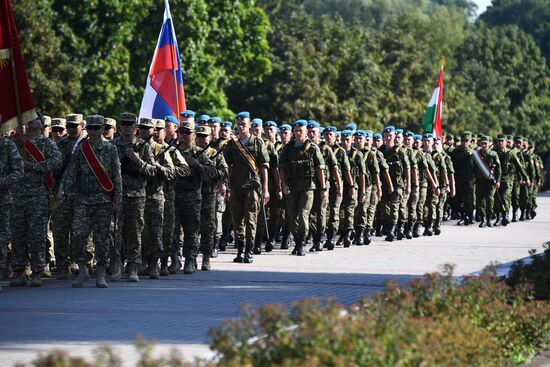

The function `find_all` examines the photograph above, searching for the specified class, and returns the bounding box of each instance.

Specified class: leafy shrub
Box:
[507,243,550,300]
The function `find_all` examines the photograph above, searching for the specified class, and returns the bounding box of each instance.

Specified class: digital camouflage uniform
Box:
[495,140,528,224]
[11,136,62,276]
[210,137,231,252]
[0,137,24,273]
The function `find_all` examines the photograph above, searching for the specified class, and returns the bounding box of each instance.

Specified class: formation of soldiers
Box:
[0,111,544,289]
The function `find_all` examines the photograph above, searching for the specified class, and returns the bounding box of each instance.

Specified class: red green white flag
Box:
[422,60,444,138]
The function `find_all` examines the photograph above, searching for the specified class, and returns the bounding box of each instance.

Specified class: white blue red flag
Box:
[139,0,186,119]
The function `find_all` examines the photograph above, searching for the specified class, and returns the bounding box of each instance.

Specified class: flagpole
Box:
[166,0,180,118]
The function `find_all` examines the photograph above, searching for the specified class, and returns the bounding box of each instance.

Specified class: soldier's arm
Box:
[0,139,24,188]
[33,139,62,172]
[313,146,326,190]
[493,154,501,183]
[157,148,175,180]
[401,150,411,193]
[61,148,79,196]
[136,144,158,177]
[111,146,123,207]
[172,149,191,178]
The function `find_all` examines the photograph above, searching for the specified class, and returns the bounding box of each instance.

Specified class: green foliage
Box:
[507,243,550,300]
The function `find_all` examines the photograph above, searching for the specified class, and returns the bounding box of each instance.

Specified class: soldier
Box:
[103,118,117,141]
[472,135,501,228]
[207,116,222,141]
[10,117,62,287]
[403,131,419,239]
[52,113,87,279]
[279,120,325,256]
[174,121,216,273]
[141,118,174,279]
[61,115,123,288]
[397,130,417,240]
[277,124,293,249]
[42,115,52,138]
[223,112,270,263]
[0,126,24,283]
[432,138,450,235]
[263,120,283,252]
[372,133,388,237]
[51,118,67,142]
[451,131,475,225]
[196,125,228,269]
[215,121,233,252]
[378,126,409,242]
[112,113,158,282]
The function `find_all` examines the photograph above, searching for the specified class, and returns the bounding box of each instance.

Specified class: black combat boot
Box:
[479,218,486,228]
[253,237,262,255]
[396,224,404,241]
[424,220,433,236]
[412,222,421,238]
[160,257,169,276]
[343,230,353,248]
[218,233,228,251]
[355,228,364,246]
[243,243,254,263]
[433,220,441,235]
[233,240,244,263]
[486,216,493,227]
[211,238,219,258]
[519,209,525,221]
[149,258,160,279]
[265,237,275,252]
[295,239,306,256]
[530,208,537,219]
[324,229,335,250]
[501,212,510,226]
[364,228,372,245]
[183,257,195,274]
[385,225,396,242]
[457,212,465,226]
[375,221,382,237]
[404,221,413,239]
[493,213,501,227]
[511,210,518,222]
[525,208,532,220]
[280,230,290,250]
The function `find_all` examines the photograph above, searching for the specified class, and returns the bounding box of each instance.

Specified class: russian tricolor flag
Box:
[139,0,186,120]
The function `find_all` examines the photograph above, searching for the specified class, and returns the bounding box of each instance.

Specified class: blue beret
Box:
[341,129,353,137]
[319,127,325,134]
[251,118,263,127]
[345,123,357,131]
[434,137,441,142]
[383,125,395,133]
[279,124,292,131]
[423,133,435,139]
[264,120,277,127]
[365,130,374,138]
[197,115,210,123]
[235,111,250,119]
[414,134,423,140]
[323,126,337,133]
[164,116,179,125]
[180,110,195,118]
[207,116,222,124]
[293,119,308,127]
[403,131,414,137]
[307,120,320,128]
[373,133,383,139]
[221,121,232,128]
[336,131,342,136]
[395,128,404,135]
[353,130,366,137]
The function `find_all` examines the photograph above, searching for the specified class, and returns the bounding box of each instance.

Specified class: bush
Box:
[507,243,550,300]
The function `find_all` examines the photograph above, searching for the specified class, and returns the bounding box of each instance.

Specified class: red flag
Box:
[0,0,37,134]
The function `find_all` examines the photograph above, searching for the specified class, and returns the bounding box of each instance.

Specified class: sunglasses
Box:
[155,128,164,132]
[138,125,152,130]
[52,127,65,133]
[177,129,193,135]
[66,124,80,129]
[87,125,102,131]
[120,121,135,126]
[103,126,113,131]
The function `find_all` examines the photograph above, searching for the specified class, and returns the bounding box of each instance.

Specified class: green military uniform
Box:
[397,143,416,240]
[414,144,436,237]
[451,131,475,225]
[340,141,365,247]
[472,136,501,227]
[431,147,448,235]
[210,136,231,254]
[279,133,324,256]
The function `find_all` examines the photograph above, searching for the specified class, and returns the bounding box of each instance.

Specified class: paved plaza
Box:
[1,194,549,366]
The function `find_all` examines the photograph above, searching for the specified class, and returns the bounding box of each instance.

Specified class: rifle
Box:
[121,134,153,176]
[154,139,183,161]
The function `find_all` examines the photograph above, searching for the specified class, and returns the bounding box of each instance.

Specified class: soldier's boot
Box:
[412,222,421,238]
[160,258,170,276]
[355,228,364,246]
[201,255,211,271]
[233,241,244,263]
[519,209,526,221]
[375,221,383,237]
[364,229,372,245]
[128,263,140,282]
[280,231,290,250]
[96,266,108,288]
[309,234,321,252]
[243,243,254,263]
[501,212,510,226]
[41,264,52,278]
[9,270,27,287]
[211,239,219,258]
[295,240,306,256]
[324,230,335,251]
[183,257,195,274]
[404,221,413,239]
[530,208,537,219]
[168,248,181,274]
[493,213,501,226]
[30,272,42,287]
[424,220,433,236]
[218,234,228,252]
[396,224,404,241]
[457,212,465,226]
[433,220,441,236]
[385,225,396,242]
[382,224,389,236]
[72,262,90,288]
[110,258,122,281]
[56,266,71,281]
[486,216,493,228]
[265,237,275,252]
[149,258,160,279]
[479,218,486,228]
[526,208,532,220]
[253,238,262,255]
[343,230,353,248]
[512,210,518,222]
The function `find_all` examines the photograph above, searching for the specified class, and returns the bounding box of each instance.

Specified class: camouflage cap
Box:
[460,131,472,140]
[51,118,66,128]
[506,134,513,141]
[155,119,165,129]
[104,118,117,127]
[196,125,212,136]
[43,115,52,127]
[86,115,105,126]
[66,113,84,125]
[120,112,137,123]
[497,134,507,141]
[179,121,195,131]
[138,117,155,127]
[479,135,489,142]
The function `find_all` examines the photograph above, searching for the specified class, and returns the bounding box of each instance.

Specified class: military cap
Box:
[319,127,325,134]
[345,122,357,131]
[446,133,454,140]
[506,134,513,141]
[423,133,435,139]
[179,121,195,131]
[336,131,342,137]
[120,112,137,123]
[434,137,441,142]
[293,119,308,127]
[165,115,179,125]
[42,115,52,127]
[478,135,489,142]
[221,121,233,128]
[460,131,472,140]
[373,133,383,139]
[208,116,222,124]
[196,125,212,136]
[365,130,374,138]
[104,118,116,127]
[395,128,404,135]
[497,134,507,141]
[403,131,414,137]
[307,120,320,128]
[197,115,210,124]
[235,111,250,119]
[341,129,353,137]
[138,118,155,127]
[354,130,366,137]
[383,125,395,133]
[279,124,292,132]
[66,113,84,125]
[251,118,263,127]
[323,126,337,133]
[155,119,166,129]
[514,136,523,142]
[265,120,278,128]
[51,118,66,128]
[180,110,195,118]
[414,134,422,140]
[86,115,105,126]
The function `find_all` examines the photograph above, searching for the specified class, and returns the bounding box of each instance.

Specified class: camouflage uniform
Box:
[0,137,24,273]
[210,137,231,252]
[451,139,475,224]
[355,145,382,244]
[11,136,62,277]
[396,145,416,239]
[473,146,501,226]
[325,143,350,247]
[431,149,448,234]
[341,146,365,247]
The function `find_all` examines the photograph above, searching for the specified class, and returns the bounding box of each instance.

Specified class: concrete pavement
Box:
[1,194,549,366]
